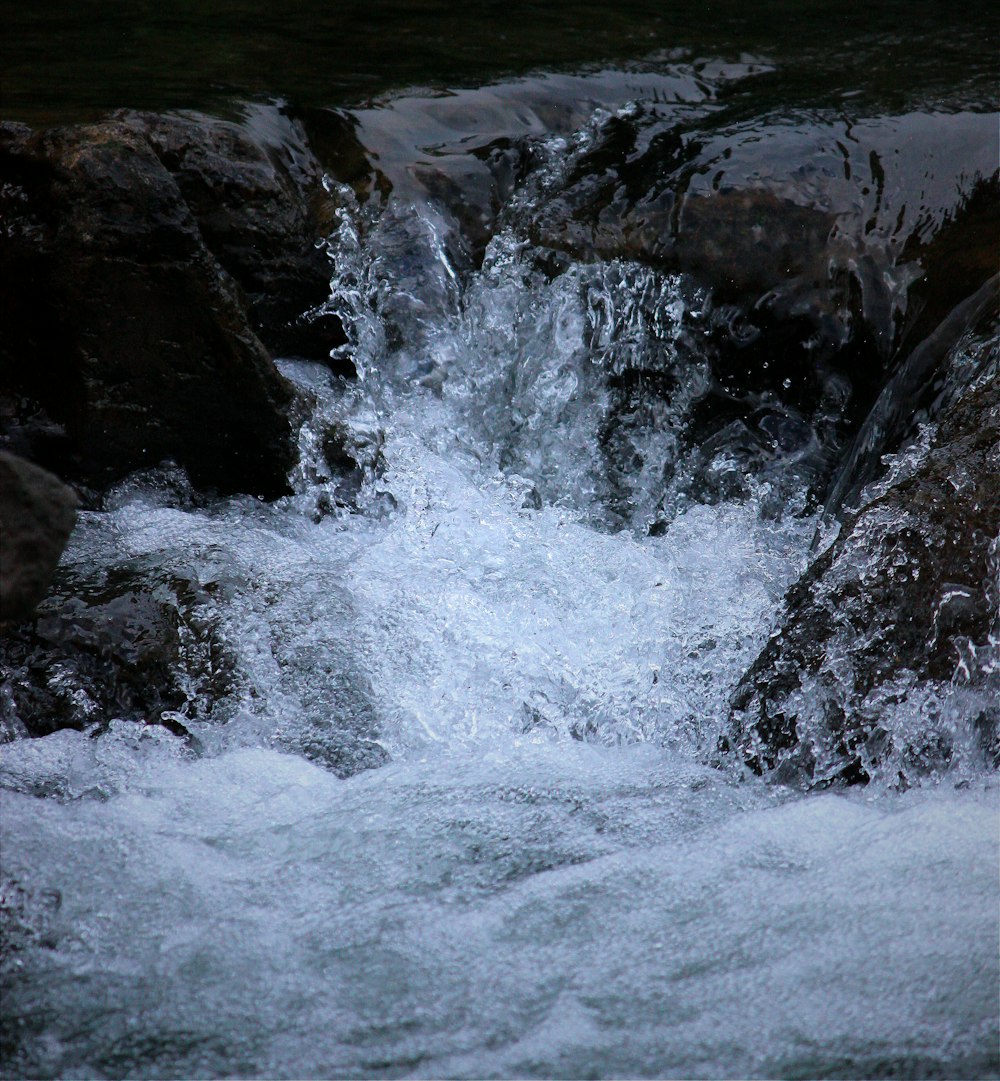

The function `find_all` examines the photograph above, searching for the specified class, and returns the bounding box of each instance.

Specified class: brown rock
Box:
[0,117,299,497]
[121,107,346,361]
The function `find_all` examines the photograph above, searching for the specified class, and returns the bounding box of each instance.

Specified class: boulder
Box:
[529,110,999,357]
[727,346,1000,786]
[307,81,998,520]
[0,117,304,497]
[120,107,347,363]
[526,108,999,512]
[0,452,77,622]
[0,543,390,777]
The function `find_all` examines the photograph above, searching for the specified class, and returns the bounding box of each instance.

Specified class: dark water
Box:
[2,0,998,123]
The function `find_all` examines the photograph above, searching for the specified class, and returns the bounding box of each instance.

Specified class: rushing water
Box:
[2,70,999,1079]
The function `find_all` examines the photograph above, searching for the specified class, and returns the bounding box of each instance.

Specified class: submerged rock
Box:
[0,452,77,622]
[727,344,1000,786]
[0,545,389,778]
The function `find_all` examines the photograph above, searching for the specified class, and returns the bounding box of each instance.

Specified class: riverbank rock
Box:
[0,452,77,622]
[727,350,1000,787]
[0,108,345,498]
[0,539,390,777]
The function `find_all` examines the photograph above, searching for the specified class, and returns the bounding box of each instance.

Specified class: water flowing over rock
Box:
[1,43,998,1080]
[524,108,998,510]
[728,343,1000,787]
[527,109,998,350]
[303,71,998,520]
[0,451,77,622]
[0,559,231,746]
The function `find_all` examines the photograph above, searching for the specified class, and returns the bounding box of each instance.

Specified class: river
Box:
[1,25,998,1081]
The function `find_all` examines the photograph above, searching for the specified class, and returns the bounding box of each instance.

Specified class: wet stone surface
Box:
[0,42,998,1079]
[0,107,352,499]
[728,351,1000,787]
[0,559,236,745]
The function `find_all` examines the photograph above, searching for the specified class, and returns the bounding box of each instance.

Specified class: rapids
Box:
[2,67,998,1080]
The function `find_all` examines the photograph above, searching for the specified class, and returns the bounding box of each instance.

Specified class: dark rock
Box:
[530,109,998,356]
[0,451,77,622]
[299,67,730,270]
[823,272,1000,521]
[525,107,999,511]
[0,558,236,744]
[120,107,348,365]
[0,525,389,777]
[0,117,299,496]
[727,347,1000,786]
[312,80,998,520]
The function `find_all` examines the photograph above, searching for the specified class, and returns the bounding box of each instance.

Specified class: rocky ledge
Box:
[0,105,345,502]
[1,86,997,786]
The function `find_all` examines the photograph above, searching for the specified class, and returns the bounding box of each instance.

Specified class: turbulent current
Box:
[2,69,999,1080]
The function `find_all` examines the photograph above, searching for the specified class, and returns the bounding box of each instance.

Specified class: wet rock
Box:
[823,271,1000,521]
[0,452,77,622]
[315,78,998,519]
[531,109,998,353]
[0,540,390,778]
[121,106,347,364]
[727,352,1000,786]
[302,67,734,270]
[527,107,999,509]
[0,559,236,743]
[0,118,297,496]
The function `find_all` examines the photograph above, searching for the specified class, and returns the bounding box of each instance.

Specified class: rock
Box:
[310,79,998,520]
[530,109,998,356]
[525,107,999,512]
[0,452,77,622]
[120,106,347,364]
[823,272,1000,521]
[0,558,236,743]
[299,67,735,270]
[727,345,1000,787]
[0,117,299,497]
[0,523,388,777]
